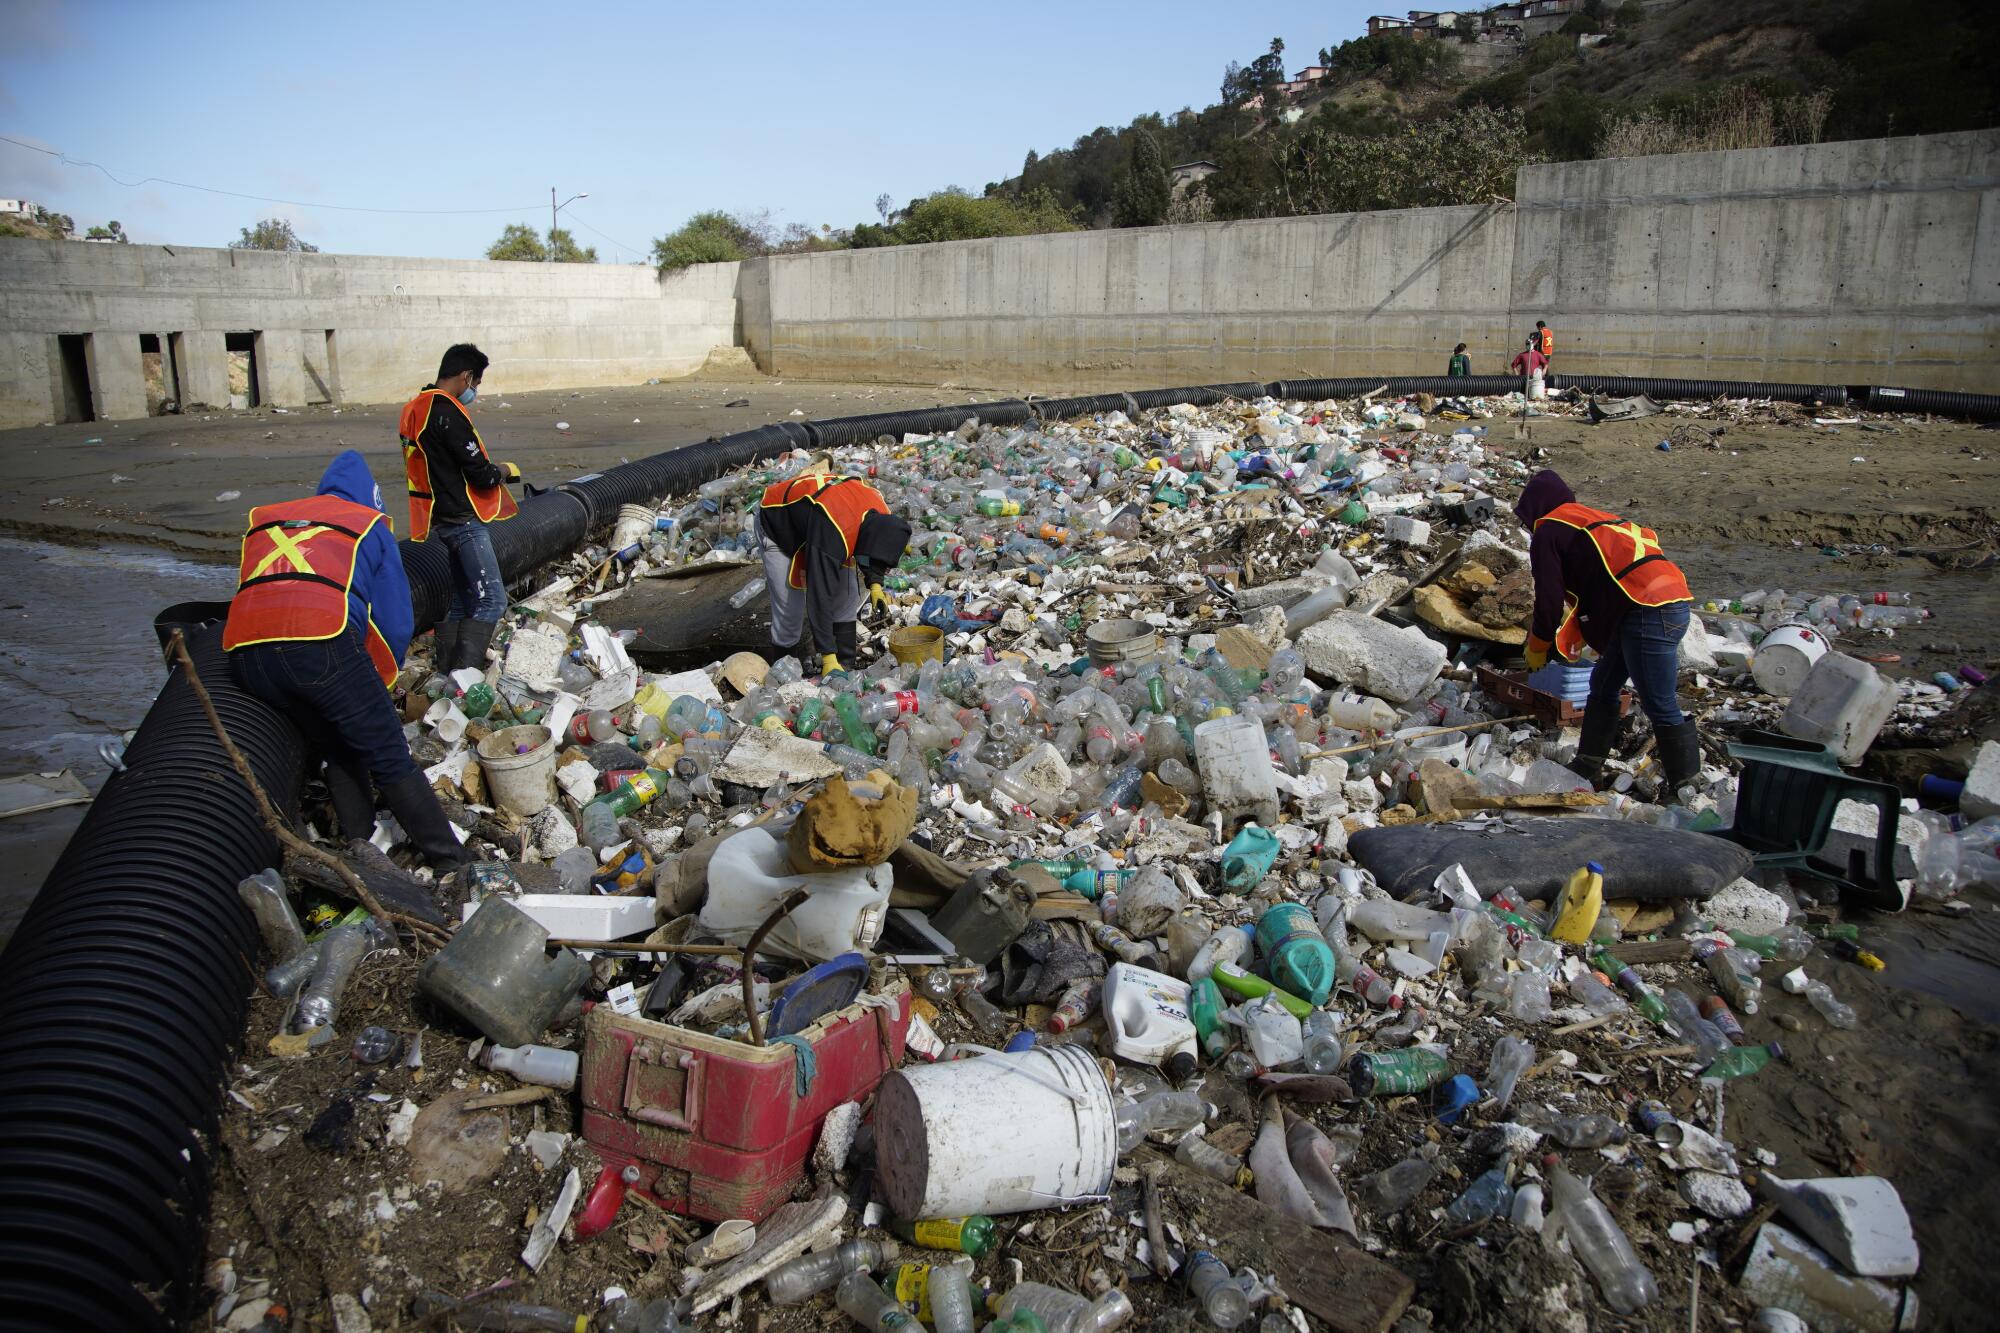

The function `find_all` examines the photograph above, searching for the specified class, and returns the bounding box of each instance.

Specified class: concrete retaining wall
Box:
[0,244,738,428]
[748,129,1999,393]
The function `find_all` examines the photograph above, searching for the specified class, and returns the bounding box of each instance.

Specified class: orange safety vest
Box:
[398,388,519,541]
[759,474,890,590]
[221,496,401,689]
[1538,326,1554,356]
[1534,501,1692,661]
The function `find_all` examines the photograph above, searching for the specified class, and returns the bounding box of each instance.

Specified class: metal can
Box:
[1631,1098,1676,1136]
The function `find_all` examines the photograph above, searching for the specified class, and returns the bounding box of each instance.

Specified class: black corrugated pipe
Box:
[0,620,302,1330]
[1127,382,1265,410]
[1029,392,1139,421]
[1865,384,2000,420]
[1265,376,1525,399]
[1549,374,1847,407]
[561,424,811,522]
[809,400,1033,448]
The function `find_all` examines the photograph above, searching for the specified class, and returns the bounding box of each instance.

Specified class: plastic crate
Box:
[579,977,909,1224]
[1475,665,1629,726]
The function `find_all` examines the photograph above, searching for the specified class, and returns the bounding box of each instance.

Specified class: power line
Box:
[0,132,546,216]
[561,205,648,260]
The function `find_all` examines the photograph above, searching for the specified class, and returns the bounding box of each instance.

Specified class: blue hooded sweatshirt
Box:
[317,450,415,665]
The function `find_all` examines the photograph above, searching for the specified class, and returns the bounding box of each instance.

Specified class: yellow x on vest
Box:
[1607,521,1660,560]
[248,524,331,580]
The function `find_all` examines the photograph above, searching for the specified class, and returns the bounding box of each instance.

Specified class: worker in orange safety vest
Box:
[755,472,913,674]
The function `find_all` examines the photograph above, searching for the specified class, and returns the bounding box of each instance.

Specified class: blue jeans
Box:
[229,626,418,789]
[434,521,506,623]
[1589,602,1690,728]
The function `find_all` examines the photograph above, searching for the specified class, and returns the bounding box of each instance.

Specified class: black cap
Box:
[1165,1051,1198,1084]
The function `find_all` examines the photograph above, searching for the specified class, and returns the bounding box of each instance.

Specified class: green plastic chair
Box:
[1708,730,1906,911]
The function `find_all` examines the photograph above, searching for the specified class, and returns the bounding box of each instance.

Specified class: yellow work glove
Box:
[503,461,522,483]
[1523,637,1551,671]
[869,584,890,613]
[821,653,845,677]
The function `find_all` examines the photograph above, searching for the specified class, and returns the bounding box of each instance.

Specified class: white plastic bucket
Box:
[1752,623,1828,698]
[611,503,656,551]
[1193,713,1279,826]
[874,1044,1116,1219]
[699,821,891,961]
[1780,652,1898,765]
[476,725,556,817]
[1396,725,1469,769]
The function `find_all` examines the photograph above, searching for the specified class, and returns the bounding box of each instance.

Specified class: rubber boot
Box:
[323,757,377,841]
[1658,720,1703,793]
[1572,687,1622,788]
[834,620,859,670]
[380,769,471,871]
[454,619,499,675]
[431,619,462,672]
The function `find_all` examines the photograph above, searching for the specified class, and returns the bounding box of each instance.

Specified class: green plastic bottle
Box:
[1593,948,1670,1025]
[832,693,877,755]
[1726,926,1812,964]
[1188,976,1228,1061]
[1702,1041,1786,1083]
[600,768,670,817]
[892,1215,996,1258]
[1210,963,1312,1018]
[1351,1048,1451,1097]
[792,696,825,738]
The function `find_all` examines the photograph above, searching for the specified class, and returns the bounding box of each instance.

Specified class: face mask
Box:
[458,385,478,405]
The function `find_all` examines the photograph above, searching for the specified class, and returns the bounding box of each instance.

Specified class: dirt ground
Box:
[8,375,1999,1330]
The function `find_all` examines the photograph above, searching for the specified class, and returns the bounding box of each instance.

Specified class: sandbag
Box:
[1349,816,1752,903]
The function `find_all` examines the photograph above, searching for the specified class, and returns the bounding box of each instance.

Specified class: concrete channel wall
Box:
[0,244,739,428]
[746,128,1999,392]
[1,129,1993,430]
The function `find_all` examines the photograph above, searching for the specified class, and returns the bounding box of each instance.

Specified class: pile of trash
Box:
[216,391,1985,1332]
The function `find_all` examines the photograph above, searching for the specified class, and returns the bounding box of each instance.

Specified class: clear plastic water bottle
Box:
[833,1270,915,1330]
[764,1238,899,1305]
[1547,1166,1657,1314]
[995,1283,1134,1333]
[1186,1251,1252,1329]
[293,919,386,1032]
[1485,1035,1534,1111]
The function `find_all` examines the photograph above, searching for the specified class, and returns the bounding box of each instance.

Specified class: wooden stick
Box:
[465,1086,554,1111]
[1301,715,1530,760]
[743,888,810,1048]
[1551,1013,1616,1038]
[543,939,744,956]
[1142,1163,1174,1281]
[166,631,451,951]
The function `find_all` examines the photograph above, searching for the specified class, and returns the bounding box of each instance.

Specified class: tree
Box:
[86,220,128,243]
[848,187,1080,249]
[1261,105,1533,218]
[33,206,73,239]
[651,210,766,271]
[231,217,317,252]
[546,228,596,263]
[1112,129,1172,228]
[486,223,546,261]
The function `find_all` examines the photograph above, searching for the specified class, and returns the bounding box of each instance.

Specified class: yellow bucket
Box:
[887,625,945,666]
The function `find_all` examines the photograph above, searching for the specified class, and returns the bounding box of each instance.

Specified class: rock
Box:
[1347,570,1411,611]
[502,625,567,688]
[1383,515,1432,546]
[1246,605,1290,651]
[1962,740,2000,821]
[1705,877,1790,935]
[1298,612,1447,703]
[1739,1223,1918,1333]
[1680,1170,1754,1218]
[1678,614,1719,671]
[330,1293,372,1333]
[1236,573,1326,611]
[814,1102,863,1173]
[1342,778,1382,812]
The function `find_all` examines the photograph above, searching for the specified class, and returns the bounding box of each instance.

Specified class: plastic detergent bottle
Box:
[1254,902,1336,1005]
[1549,861,1605,945]
[1101,962,1199,1080]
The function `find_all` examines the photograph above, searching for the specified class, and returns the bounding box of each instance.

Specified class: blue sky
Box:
[0,0,1378,261]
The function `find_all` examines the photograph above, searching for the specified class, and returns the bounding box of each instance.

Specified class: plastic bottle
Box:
[1549,862,1604,945]
[579,801,623,854]
[1350,1047,1450,1097]
[1361,1149,1438,1214]
[1803,978,1857,1029]
[1221,825,1281,890]
[1698,994,1746,1044]
[482,1043,581,1089]
[351,1025,399,1064]
[1186,1252,1252,1330]
[1210,964,1312,1018]
[1702,1041,1786,1083]
[1546,1114,1628,1149]
[994,1283,1134,1333]
[1176,1132,1246,1184]
[1115,1088,1208,1153]
[1189,924,1254,982]
[927,1261,977,1333]
[595,1294,683,1332]
[892,1215,996,1258]
[1348,898,1451,945]
[1445,1162,1516,1226]
[1592,948,1668,1024]
[1047,978,1101,1034]
[293,920,384,1032]
[835,1270,916,1330]
[236,869,306,960]
[1728,925,1813,964]
[1346,961,1400,1009]
[1301,1009,1344,1074]
[1701,943,1763,1016]
[264,940,322,998]
[411,1292,585,1331]
[1663,990,1731,1065]
[1240,994,1304,1068]
[1485,1035,1534,1111]
[1188,977,1230,1061]
[1547,1166,1657,1315]
[1254,902,1336,1005]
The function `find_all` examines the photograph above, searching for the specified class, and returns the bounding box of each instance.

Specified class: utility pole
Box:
[549,188,589,262]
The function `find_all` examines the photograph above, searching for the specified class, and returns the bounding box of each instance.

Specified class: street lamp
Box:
[549,188,589,262]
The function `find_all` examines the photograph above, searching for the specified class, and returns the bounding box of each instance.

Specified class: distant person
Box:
[1510,335,1548,395]
[398,343,523,673]
[1447,342,1471,377]
[1536,319,1554,362]
[223,450,467,869]
[756,472,913,674]
[1515,469,1700,794]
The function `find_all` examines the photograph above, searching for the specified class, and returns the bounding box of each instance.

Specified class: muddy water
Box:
[0,537,234,944]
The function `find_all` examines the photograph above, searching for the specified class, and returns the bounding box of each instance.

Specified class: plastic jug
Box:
[1254,902,1336,1005]
[1220,825,1280,890]
[1102,962,1198,1078]
[1193,714,1279,827]
[1778,652,1897,764]
[699,821,893,962]
[1549,861,1604,945]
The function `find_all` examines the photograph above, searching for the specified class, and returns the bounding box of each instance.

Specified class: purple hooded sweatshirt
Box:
[1515,469,1672,655]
